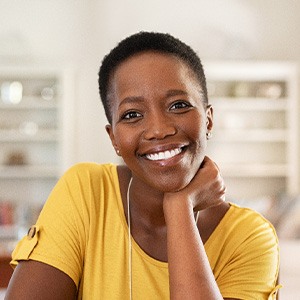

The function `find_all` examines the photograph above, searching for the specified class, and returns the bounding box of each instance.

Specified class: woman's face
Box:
[106,51,213,192]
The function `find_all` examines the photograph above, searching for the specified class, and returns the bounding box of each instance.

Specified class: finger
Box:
[200,156,214,169]
[205,156,222,171]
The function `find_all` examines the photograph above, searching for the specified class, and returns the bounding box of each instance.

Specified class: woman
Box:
[6,32,280,299]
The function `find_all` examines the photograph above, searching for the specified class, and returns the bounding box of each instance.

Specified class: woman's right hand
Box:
[164,156,226,212]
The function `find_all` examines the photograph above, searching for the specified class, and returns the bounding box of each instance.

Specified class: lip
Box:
[139,143,187,156]
[139,143,188,164]
[146,147,182,161]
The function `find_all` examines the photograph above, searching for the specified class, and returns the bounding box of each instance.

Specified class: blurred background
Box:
[0,0,299,298]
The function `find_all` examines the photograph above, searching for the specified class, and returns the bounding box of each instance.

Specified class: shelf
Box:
[0,225,17,240]
[0,129,60,142]
[209,97,288,111]
[220,164,288,177]
[204,61,299,198]
[0,225,19,258]
[0,99,58,110]
[0,65,74,242]
[204,61,298,81]
[0,165,59,179]
[212,129,288,142]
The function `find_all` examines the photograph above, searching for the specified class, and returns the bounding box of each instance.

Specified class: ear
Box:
[206,104,213,132]
[105,124,121,156]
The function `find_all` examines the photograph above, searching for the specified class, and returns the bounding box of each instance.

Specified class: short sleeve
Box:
[218,213,280,299]
[11,225,40,260]
[10,164,90,287]
[268,285,282,300]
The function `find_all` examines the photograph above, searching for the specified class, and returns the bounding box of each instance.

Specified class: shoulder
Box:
[63,162,116,177]
[48,163,121,206]
[228,202,276,231]
[207,202,279,254]
[212,204,280,299]
[60,163,118,185]
[207,202,279,276]
[224,202,279,249]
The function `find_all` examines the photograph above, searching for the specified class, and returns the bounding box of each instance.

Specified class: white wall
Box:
[1,0,300,169]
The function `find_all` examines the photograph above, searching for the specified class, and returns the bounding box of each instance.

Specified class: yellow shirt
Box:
[11,163,280,299]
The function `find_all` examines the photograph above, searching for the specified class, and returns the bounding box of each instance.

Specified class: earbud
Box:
[206,132,212,140]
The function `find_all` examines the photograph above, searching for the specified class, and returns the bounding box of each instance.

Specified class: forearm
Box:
[163,199,223,300]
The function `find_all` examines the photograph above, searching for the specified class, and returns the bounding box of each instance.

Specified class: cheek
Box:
[185,114,207,143]
[114,129,137,157]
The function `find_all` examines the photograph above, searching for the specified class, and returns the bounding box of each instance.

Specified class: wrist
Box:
[163,194,194,222]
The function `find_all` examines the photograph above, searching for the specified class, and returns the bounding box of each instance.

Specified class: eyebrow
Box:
[165,89,189,97]
[119,89,189,108]
[118,96,144,108]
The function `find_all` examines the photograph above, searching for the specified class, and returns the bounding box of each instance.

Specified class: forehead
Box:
[108,51,200,98]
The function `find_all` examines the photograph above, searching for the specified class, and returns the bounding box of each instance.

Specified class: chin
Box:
[151,170,195,193]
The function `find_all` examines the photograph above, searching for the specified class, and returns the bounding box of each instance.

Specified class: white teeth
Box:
[146,148,182,161]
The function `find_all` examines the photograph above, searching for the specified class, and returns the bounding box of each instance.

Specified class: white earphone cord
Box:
[127,177,133,300]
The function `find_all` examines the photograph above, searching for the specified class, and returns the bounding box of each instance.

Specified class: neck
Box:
[127,175,169,263]
[128,175,167,228]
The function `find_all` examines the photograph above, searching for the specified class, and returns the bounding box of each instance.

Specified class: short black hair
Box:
[98,31,208,124]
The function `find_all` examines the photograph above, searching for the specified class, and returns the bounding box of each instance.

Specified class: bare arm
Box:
[5,260,77,300]
[164,200,223,299]
[163,156,227,299]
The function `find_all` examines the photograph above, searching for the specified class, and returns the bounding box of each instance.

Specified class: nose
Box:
[143,112,177,140]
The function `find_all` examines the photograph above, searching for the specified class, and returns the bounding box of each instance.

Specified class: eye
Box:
[121,111,143,121]
[169,101,192,111]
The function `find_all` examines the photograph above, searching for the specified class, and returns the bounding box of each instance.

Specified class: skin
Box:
[107,51,209,193]
[6,51,237,299]
[107,51,234,299]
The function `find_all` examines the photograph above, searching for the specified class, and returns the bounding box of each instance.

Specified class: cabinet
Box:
[0,65,74,254]
[204,61,299,203]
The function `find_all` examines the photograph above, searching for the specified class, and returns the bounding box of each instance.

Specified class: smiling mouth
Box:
[145,147,183,161]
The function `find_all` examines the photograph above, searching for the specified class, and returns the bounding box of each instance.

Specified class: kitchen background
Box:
[0,0,300,298]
